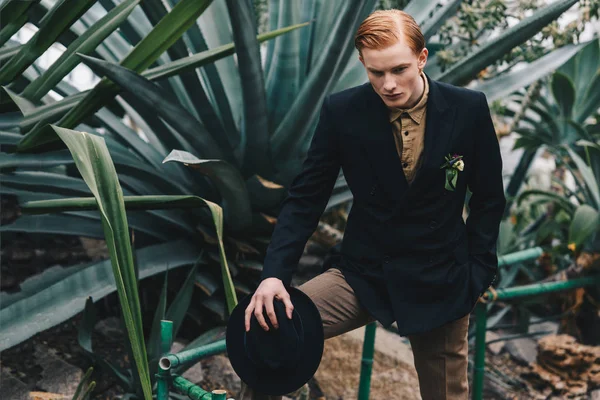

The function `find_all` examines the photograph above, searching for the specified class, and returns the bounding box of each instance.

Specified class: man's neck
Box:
[393,72,425,111]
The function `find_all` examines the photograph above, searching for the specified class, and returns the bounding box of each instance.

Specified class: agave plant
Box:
[500,39,600,208]
[0,0,583,354]
[499,39,600,250]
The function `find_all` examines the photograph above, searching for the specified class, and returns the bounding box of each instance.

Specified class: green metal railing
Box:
[356,246,600,400]
[157,320,229,400]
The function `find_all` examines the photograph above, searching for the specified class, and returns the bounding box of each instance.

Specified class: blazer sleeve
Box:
[466,92,507,269]
[260,96,341,286]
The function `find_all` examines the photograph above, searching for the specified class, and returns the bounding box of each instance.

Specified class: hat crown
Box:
[246,300,304,369]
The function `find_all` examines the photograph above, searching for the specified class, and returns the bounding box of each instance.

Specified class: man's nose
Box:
[383,75,396,91]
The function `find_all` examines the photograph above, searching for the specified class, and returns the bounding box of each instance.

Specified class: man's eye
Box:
[371,71,383,76]
[393,68,406,74]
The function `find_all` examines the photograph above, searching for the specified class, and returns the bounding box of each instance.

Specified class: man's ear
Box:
[418,48,428,70]
[359,55,365,67]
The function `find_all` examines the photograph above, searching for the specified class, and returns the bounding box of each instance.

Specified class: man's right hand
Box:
[244,278,294,332]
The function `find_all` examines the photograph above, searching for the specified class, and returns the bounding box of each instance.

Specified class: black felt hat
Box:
[226,287,324,396]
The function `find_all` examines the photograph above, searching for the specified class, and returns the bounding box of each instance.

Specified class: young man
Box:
[242,9,506,400]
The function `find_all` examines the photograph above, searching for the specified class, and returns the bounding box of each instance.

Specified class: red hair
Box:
[354,9,425,57]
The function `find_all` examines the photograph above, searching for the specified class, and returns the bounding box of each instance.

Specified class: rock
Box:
[345,324,415,367]
[529,320,559,336]
[485,331,504,355]
[94,317,123,338]
[1,367,30,400]
[202,354,241,395]
[315,324,419,399]
[504,337,538,365]
[34,344,83,398]
[520,334,600,399]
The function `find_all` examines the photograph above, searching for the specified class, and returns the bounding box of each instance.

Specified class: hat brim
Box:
[226,287,324,396]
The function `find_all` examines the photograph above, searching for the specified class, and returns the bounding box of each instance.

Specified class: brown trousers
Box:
[239,268,470,400]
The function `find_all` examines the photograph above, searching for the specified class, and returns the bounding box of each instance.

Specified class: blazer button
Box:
[383,256,390,264]
[404,131,409,136]
[402,162,408,168]
[429,220,437,229]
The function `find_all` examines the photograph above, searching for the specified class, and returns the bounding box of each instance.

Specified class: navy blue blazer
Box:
[261,74,506,336]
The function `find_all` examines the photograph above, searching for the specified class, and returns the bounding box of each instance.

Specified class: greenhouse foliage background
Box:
[0,0,599,399]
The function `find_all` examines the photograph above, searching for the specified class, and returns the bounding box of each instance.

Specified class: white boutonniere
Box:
[439,153,464,191]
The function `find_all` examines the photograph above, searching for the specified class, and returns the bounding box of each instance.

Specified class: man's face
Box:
[359,39,428,109]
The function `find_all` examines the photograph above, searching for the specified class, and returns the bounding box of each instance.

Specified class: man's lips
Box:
[384,93,403,99]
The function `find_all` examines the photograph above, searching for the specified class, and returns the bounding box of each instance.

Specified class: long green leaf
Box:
[147,269,169,369]
[420,0,462,41]
[437,0,579,86]
[472,42,587,102]
[0,214,104,237]
[198,0,243,128]
[551,72,575,117]
[21,189,238,314]
[577,70,600,124]
[566,146,600,208]
[271,0,377,172]
[20,0,141,102]
[516,189,577,214]
[21,194,219,213]
[0,0,97,85]
[50,126,152,398]
[165,259,202,338]
[569,204,600,247]
[163,150,252,232]
[0,10,29,48]
[265,1,302,131]
[404,0,441,25]
[226,0,271,177]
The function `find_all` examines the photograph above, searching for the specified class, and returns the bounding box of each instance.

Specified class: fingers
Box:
[245,294,271,332]
[278,292,294,320]
[254,296,270,331]
[244,280,292,332]
[244,296,256,332]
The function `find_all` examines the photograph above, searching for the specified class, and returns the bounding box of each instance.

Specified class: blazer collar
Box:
[359,74,456,208]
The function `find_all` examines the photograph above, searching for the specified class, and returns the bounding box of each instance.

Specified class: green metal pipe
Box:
[484,275,600,302]
[473,275,600,399]
[157,320,174,400]
[171,375,227,399]
[357,322,377,400]
[159,339,227,371]
[498,246,543,267]
[472,302,488,400]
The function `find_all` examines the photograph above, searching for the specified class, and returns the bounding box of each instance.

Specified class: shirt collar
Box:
[389,71,429,124]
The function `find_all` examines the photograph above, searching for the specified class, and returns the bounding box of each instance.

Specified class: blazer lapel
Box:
[358,75,457,207]
[360,84,408,202]
[409,76,456,191]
